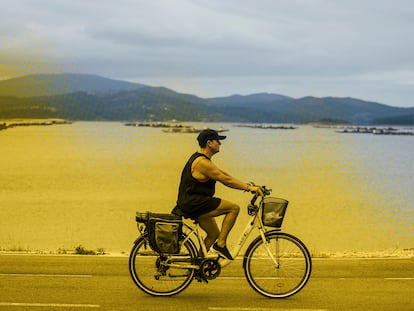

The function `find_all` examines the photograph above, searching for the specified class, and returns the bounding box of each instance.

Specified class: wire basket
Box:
[261,197,289,228]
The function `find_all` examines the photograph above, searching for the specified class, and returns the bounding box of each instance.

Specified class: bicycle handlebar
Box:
[249,183,272,205]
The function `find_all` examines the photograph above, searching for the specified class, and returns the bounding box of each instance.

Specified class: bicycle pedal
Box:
[194,273,208,283]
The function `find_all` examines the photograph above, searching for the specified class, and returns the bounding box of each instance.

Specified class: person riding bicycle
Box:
[173,129,263,260]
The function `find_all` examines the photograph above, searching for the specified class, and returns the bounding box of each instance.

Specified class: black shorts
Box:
[177,197,221,220]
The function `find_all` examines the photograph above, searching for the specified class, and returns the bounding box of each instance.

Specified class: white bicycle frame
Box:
[180,201,278,269]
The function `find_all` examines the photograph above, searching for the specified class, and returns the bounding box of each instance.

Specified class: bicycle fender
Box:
[133,233,148,245]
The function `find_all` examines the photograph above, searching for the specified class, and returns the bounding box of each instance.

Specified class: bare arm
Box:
[196,158,261,194]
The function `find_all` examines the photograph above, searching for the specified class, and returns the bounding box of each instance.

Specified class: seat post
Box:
[192,221,208,257]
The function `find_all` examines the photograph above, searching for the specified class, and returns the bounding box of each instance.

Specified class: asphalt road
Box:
[0,254,413,311]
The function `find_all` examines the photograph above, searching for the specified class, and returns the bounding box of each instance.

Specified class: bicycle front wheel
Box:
[129,235,197,296]
[243,231,312,298]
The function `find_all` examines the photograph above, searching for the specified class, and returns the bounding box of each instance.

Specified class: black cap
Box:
[197,129,226,146]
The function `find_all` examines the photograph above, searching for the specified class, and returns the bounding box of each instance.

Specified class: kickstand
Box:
[194,271,208,283]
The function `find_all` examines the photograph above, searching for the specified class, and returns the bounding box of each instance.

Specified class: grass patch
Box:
[74,245,106,255]
[0,245,34,253]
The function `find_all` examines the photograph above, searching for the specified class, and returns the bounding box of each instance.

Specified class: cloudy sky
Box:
[1,0,413,107]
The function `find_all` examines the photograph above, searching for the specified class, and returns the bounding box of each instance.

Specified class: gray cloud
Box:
[1,0,413,106]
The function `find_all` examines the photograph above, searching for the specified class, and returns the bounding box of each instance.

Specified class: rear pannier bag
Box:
[136,212,183,254]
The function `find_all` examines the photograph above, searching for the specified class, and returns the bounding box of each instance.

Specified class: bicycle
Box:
[129,185,312,298]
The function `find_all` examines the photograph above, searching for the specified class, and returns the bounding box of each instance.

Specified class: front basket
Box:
[261,197,288,228]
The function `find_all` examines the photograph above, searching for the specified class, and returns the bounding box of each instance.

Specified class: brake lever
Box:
[259,185,272,196]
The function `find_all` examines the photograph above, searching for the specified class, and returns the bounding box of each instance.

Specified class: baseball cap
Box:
[197,129,226,146]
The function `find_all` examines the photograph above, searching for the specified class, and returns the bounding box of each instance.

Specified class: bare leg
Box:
[197,217,219,251]
[198,199,240,248]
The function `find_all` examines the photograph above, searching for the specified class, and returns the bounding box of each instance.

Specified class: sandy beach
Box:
[0,121,412,257]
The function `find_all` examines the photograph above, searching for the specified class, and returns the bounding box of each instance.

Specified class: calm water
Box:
[0,122,412,254]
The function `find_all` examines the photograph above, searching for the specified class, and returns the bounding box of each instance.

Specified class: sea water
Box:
[0,122,412,255]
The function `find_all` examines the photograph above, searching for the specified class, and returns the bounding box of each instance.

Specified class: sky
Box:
[1,0,413,107]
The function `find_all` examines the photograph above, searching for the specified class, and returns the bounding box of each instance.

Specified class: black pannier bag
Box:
[136,212,183,254]
[261,197,289,228]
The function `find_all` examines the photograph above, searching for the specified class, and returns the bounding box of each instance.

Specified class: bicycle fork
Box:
[258,229,280,268]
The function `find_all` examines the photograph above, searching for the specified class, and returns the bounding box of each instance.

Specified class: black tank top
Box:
[176,152,216,208]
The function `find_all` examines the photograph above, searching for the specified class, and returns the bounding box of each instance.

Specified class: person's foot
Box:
[213,242,234,260]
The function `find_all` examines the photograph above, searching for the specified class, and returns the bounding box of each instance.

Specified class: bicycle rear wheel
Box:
[243,231,311,298]
[129,235,197,296]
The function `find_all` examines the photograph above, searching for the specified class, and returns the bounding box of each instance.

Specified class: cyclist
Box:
[173,129,262,260]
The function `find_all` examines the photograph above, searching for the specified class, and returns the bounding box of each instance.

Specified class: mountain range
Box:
[0,73,413,124]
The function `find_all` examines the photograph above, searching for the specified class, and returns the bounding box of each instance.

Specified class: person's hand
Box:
[248,185,264,197]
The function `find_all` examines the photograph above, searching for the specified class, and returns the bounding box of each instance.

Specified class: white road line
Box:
[0,302,100,308]
[0,273,92,278]
[217,277,297,281]
[208,308,328,311]
[219,277,414,284]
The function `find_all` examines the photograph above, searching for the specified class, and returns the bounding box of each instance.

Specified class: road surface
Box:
[0,254,413,310]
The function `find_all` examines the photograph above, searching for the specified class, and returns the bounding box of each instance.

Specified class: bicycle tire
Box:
[129,234,197,296]
[243,231,312,298]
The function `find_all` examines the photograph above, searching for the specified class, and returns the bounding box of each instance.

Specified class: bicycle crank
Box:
[199,259,221,280]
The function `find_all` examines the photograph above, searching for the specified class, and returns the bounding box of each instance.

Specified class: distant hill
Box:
[0,87,224,121]
[0,73,146,97]
[1,73,413,124]
[206,95,414,124]
[371,114,414,125]
[207,93,294,108]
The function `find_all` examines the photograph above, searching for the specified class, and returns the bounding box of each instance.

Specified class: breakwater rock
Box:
[336,126,414,135]
[0,119,72,131]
